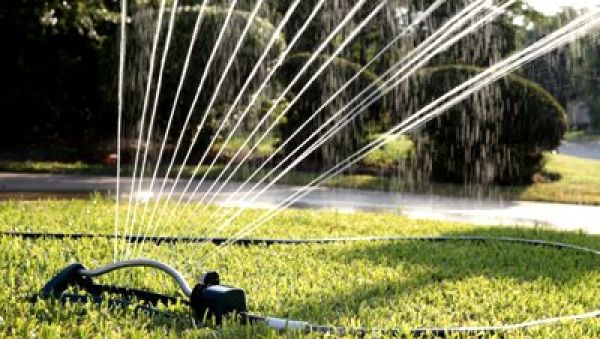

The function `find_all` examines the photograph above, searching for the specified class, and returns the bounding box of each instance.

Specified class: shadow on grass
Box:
[22,227,600,334]
[283,227,600,325]
[338,227,600,282]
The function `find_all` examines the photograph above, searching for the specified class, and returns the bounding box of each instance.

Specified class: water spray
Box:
[19,0,600,336]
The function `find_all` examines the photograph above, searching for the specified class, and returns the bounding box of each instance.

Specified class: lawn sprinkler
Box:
[38,259,252,326]
[37,258,306,331]
[28,234,600,336]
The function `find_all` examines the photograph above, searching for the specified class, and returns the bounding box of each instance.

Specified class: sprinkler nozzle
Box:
[198,271,220,286]
[190,271,247,325]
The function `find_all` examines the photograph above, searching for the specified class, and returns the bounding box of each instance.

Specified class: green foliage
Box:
[0,0,121,157]
[124,5,286,153]
[520,8,600,128]
[1,199,600,336]
[0,1,285,159]
[278,53,382,168]
[362,134,414,168]
[415,65,567,184]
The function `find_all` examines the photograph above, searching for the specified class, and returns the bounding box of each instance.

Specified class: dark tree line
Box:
[1,0,589,184]
[0,0,120,160]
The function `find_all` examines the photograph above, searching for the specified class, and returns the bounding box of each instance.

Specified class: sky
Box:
[526,0,600,15]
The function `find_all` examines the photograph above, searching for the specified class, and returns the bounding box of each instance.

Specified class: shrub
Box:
[277,53,382,169]
[126,6,285,158]
[415,65,567,184]
[0,0,120,159]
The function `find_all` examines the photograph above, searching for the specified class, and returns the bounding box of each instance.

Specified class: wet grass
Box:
[0,198,599,337]
[565,130,600,142]
[517,154,600,205]
[276,153,600,206]
[1,151,600,206]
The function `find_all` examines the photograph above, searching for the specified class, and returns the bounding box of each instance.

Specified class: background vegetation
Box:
[1,0,598,184]
[415,66,567,184]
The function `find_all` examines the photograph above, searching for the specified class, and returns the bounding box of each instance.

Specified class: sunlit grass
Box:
[211,134,279,158]
[517,153,600,205]
[362,135,414,168]
[0,198,599,337]
[564,130,600,142]
[1,151,600,205]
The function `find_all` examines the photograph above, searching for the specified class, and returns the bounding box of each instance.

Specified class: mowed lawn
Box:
[0,198,599,337]
[519,153,600,205]
[2,151,600,206]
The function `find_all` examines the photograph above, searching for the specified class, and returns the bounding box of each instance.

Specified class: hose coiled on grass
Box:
[3,231,600,336]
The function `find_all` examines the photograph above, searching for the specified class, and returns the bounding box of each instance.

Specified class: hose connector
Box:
[190,271,248,325]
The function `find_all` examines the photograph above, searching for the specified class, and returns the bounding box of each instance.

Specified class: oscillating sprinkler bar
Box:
[79,259,194,297]
[39,259,248,326]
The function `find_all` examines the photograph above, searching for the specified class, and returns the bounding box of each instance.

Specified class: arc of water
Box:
[190,0,392,215]
[146,0,354,233]
[178,0,378,218]
[205,0,475,226]
[115,0,127,262]
[215,10,600,250]
[120,0,167,260]
[164,0,383,232]
[130,0,269,257]
[206,0,492,232]
[208,0,517,238]
[124,0,212,249]
[124,0,180,259]
[130,0,241,246]
[143,0,265,228]
[131,0,305,259]
[121,0,213,256]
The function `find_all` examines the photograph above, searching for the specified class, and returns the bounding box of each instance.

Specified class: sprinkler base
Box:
[191,274,247,324]
[37,261,247,325]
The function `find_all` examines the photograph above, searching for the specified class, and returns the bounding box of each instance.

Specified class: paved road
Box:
[1,172,599,234]
[558,141,600,160]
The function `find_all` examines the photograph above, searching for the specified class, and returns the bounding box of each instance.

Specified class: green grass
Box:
[517,153,600,205]
[362,135,414,168]
[1,198,599,337]
[2,151,600,206]
[0,160,114,175]
[284,153,600,206]
[211,135,279,158]
[564,130,600,142]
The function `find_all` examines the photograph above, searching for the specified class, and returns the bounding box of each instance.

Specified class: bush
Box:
[123,5,285,160]
[0,2,284,161]
[415,65,567,185]
[277,53,382,168]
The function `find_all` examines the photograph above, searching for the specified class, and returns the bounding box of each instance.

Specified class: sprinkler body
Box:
[38,261,247,325]
[190,271,248,324]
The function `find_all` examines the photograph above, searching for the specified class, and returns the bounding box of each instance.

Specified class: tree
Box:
[519,7,600,129]
[0,0,120,159]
